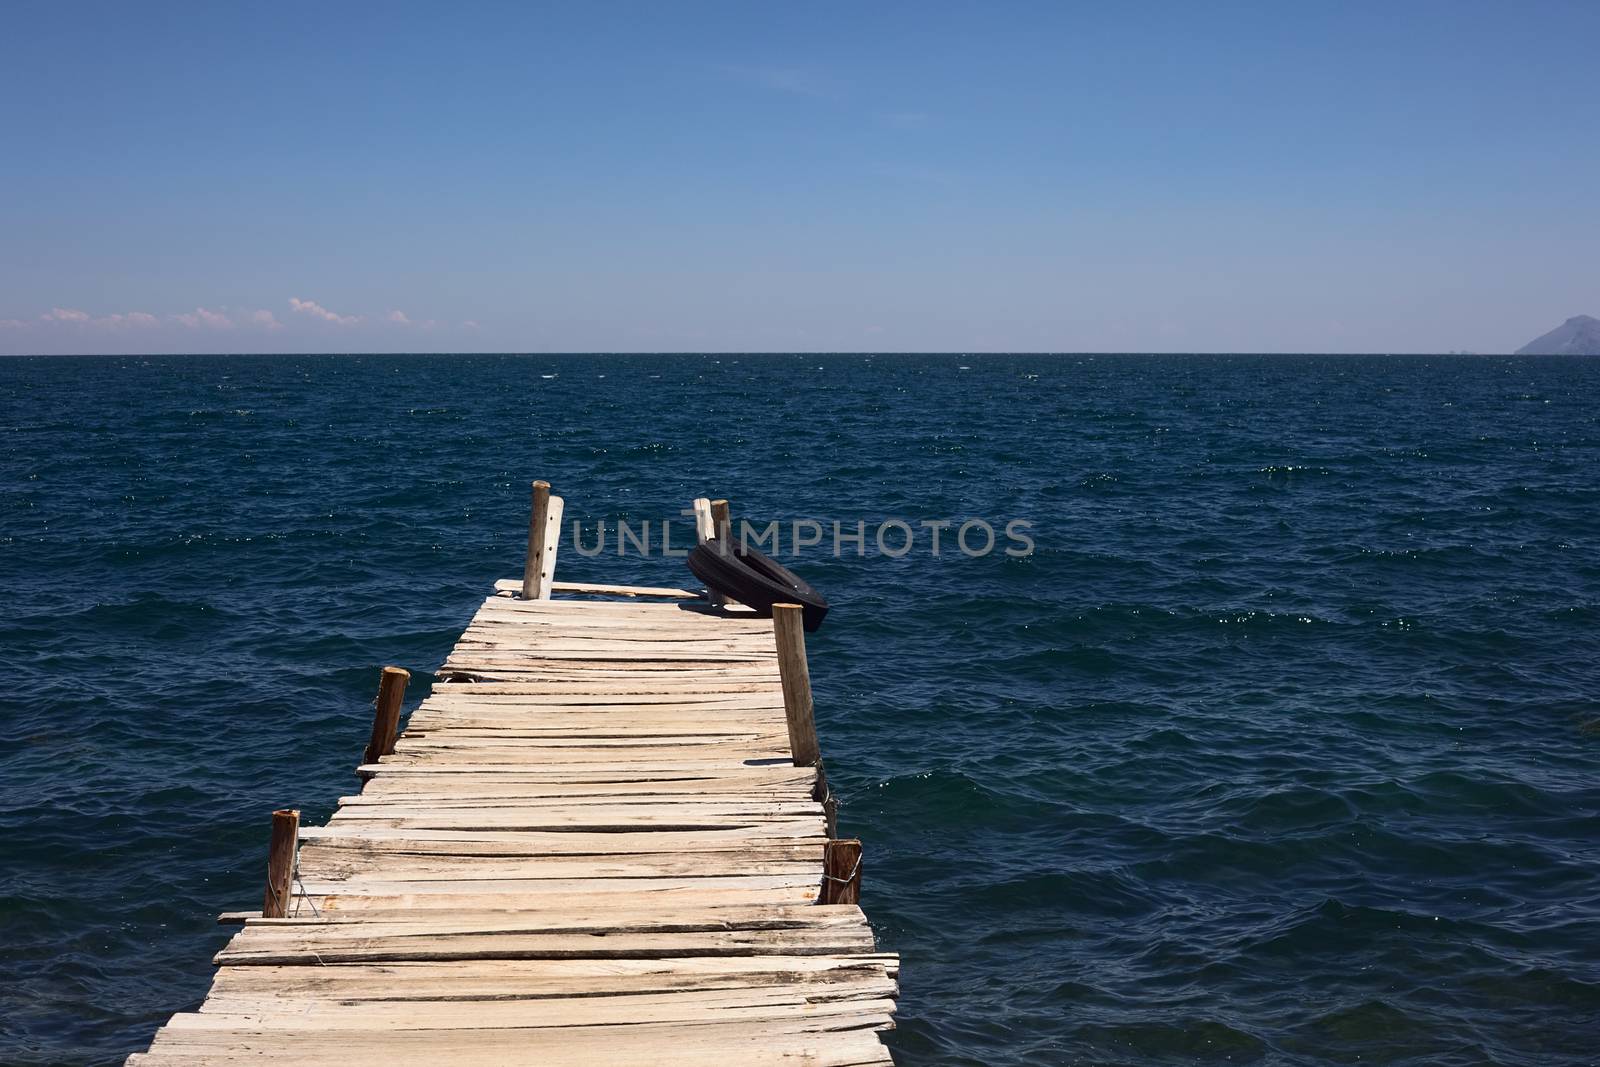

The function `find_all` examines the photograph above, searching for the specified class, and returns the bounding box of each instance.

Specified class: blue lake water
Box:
[1,353,1597,1065]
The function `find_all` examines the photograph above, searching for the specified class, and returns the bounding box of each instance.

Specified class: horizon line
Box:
[0,349,1549,359]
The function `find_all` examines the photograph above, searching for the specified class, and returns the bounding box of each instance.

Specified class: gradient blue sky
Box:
[3,1,1596,354]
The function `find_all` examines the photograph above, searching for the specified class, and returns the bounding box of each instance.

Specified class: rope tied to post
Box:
[289,844,320,918]
[821,853,862,886]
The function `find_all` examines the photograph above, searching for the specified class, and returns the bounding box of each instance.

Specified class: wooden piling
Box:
[521,480,552,600]
[692,496,714,543]
[694,497,728,606]
[710,498,731,545]
[361,666,410,767]
[261,809,300,918]
[773,603,820,766]
[822,839,863,905]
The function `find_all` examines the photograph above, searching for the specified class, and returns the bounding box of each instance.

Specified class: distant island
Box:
[1515,314,1600,355]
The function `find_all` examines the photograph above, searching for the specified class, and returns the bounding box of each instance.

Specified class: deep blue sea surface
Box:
[2,354,1598,1066]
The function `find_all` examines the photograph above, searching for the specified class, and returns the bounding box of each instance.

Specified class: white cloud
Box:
[8,299,439,338]
[290,296,361,325]
[21,308,162,330]
[96,311,160,328]
[461,319,480,330]
[172,307,233,329]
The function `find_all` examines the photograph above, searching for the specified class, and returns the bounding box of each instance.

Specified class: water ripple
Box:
[2,354,1599,1065]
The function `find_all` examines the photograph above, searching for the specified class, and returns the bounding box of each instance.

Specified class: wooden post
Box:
[710,499,731,545]
[362,666,410,766]
[521,480,551,600]
[693,497,726,606]
[262,809,300,918]
[821,839,862,905]
[773,603,820,766]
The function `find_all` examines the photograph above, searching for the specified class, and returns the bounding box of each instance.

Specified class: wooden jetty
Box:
[128,487,897,1065]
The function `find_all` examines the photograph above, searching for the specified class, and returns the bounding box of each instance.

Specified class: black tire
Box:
[687,540,829,632]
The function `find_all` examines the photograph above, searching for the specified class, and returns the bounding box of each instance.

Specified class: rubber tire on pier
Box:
[687,540,829,632]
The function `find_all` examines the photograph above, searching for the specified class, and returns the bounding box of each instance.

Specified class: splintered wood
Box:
[128,586,897,1066]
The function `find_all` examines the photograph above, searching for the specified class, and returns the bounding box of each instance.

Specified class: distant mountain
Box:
[1515,314,1600,355]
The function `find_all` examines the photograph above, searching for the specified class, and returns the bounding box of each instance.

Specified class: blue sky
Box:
[2,1,1597,354]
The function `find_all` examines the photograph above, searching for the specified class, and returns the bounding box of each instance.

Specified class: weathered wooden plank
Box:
[547,581,703,598]
[395,731,787,746]
[344,773,817,798]
[133,1020,897,1065]
[331,795,817,813]
[233,902,866,931]
[325,813,818,833]
[176,986,897,1030]
[214,927,879,965]
[473,599,722,616]
[277,883,820,914]
[434,675,781,687]
[293,856,827,885]
[357,757,809,775]
[421,687,782,702]
[298,824,825,850]
[204,955,894,994]
[371,751,795,770]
